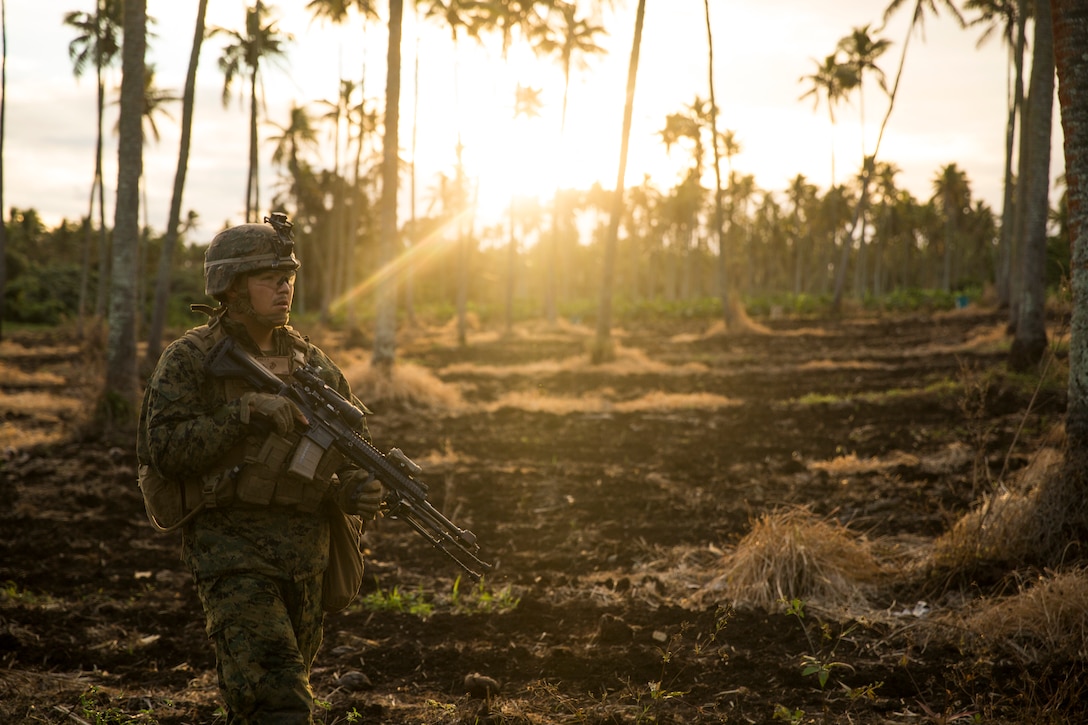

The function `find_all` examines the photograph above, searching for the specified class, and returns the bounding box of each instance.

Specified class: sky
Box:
[4,0,1067,242]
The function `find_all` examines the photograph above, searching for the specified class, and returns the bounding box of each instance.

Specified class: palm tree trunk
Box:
[1051,0,1088,550]
[104,0,145,423]
[246,67,259,222]
[704,0,732,329]
[372,0,403,372]
[997,5,1027,309]
[146,0,207,363]
[592,0,645,364]
[1010,0,1055,371]
[94,63,109,320]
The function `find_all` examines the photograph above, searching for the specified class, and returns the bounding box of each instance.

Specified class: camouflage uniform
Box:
[141,312,364,724]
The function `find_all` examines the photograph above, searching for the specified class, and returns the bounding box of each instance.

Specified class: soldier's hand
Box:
[240,392,308,436]
[338,470,383,519]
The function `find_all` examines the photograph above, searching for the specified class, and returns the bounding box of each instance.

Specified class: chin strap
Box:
[191,303,227,318]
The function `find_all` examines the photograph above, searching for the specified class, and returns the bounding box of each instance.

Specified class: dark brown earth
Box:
[2,308,1085,724]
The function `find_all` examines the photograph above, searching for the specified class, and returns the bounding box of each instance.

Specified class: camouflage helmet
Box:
[204,214,300,298]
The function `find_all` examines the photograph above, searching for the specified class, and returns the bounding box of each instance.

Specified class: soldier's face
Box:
[243,269,296,327]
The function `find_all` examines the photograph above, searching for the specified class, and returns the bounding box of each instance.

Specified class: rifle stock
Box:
[207,336,493,581]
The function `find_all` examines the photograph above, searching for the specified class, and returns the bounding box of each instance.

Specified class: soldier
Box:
[138,214,382,724]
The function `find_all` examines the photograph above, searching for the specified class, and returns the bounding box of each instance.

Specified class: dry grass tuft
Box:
[697,507,882,612]
[931,446,1063,568]
[952,568,1088,662]
[341,357,464,413]
[809,450,921,476]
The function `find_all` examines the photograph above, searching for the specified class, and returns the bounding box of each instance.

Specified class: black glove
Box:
[337,469,383,519]
[240,392,308,436]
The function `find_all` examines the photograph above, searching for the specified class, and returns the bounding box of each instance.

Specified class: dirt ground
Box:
[2,308,1085,724]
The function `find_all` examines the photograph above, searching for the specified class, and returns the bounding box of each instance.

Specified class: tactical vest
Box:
[138,320,347,532]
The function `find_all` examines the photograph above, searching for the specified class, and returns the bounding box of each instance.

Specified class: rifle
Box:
[206,335,492,581]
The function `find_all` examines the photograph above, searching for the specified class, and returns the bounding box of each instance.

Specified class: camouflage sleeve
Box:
[144,338,251,480]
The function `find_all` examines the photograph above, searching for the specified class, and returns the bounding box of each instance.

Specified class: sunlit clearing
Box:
[697,507,882,613]
[329,207,475,315]
[340,358,463,413]
[441,344,707,378]
[0,392,83,452]
[0,362,66,387]
[484,390,736,415]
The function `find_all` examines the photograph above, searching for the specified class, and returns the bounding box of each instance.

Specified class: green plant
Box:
[449,575,520,614]
[781,598,859,690]
[357,582,434,618]
[772,703,805,722]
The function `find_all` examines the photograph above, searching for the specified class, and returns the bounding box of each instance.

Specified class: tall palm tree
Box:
[799,53,857,191]
[825,0,966,312]
[837,25,891,162]
[147,0,208,363]
[1009,0,1054,371]
[592,0,645,364]
[211,2,291,222]
[372,0,404,373]
[1050,0,1088,556]
[799,52,856,308]
[104,0,145,426]
[966,0,1027,309]
[833,25,890,304]
[65,0,122,325]
[702,0,734,328]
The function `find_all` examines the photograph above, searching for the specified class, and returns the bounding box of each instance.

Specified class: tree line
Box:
[0,0,1080,413]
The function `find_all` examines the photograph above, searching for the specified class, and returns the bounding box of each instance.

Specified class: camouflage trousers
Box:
[195,572,325,724]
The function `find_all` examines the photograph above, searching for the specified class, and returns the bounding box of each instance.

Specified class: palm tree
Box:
[702,0,734,328]
[103,0,145,427]
[592,0,645,364]
[269,103,323,302]
[1049,0,1088,558]
[372,0,404,373]
[965,0,1027,309]
[799,52,857,190]
[147,0,208,363]
[930,162,971,293]
[824,0,966,312]
[1009,0,1054,371]
[833,25,890,305]
[211,2,292,222]
[65,0,122,325]
[871,160,901,297]
[837,25,890,161]
[786,174,817,295]
[464,0,550,56]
